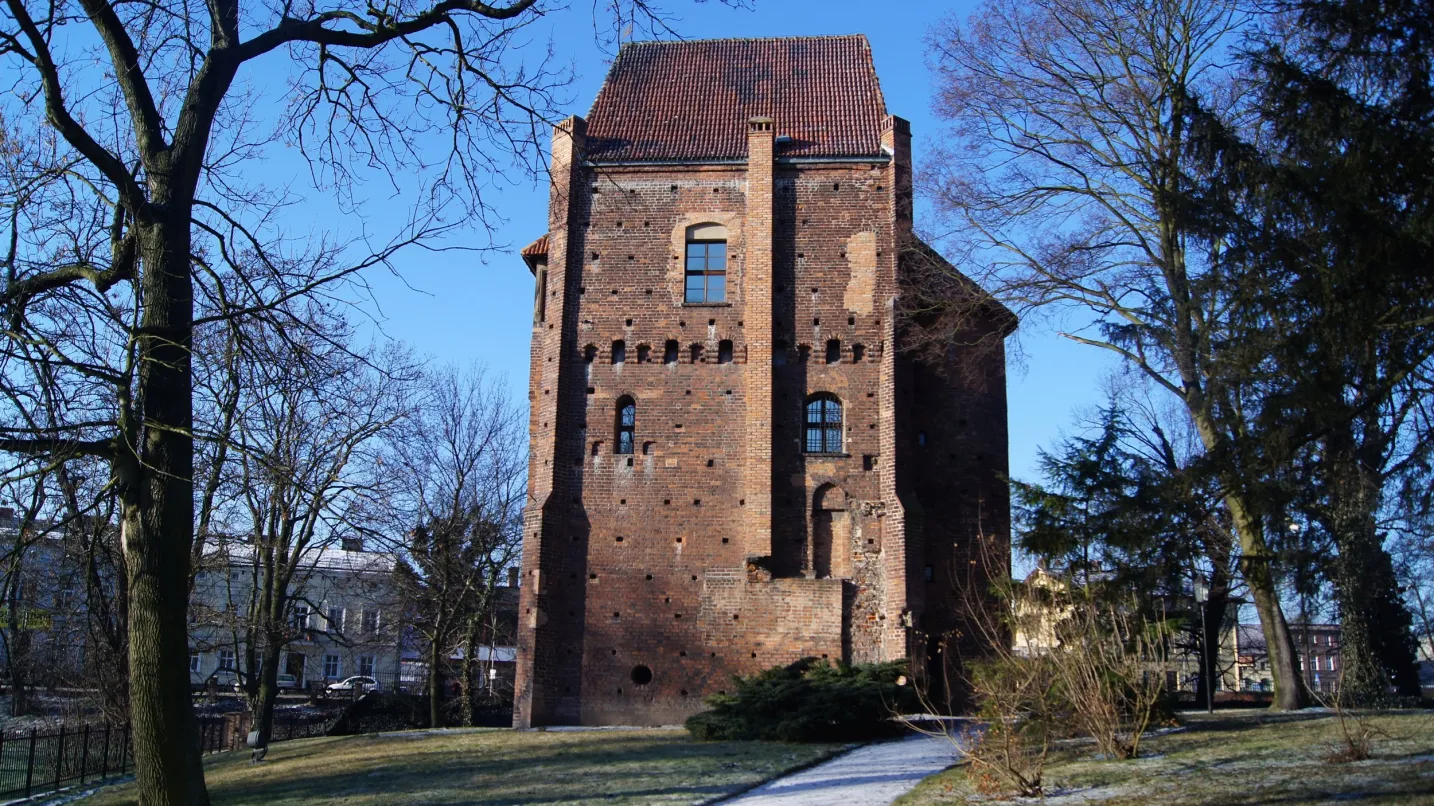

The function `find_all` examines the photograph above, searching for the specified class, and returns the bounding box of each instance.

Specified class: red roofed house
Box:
[514,35,1014,727]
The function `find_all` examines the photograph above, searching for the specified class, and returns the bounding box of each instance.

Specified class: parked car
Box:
[190,668,242,693]
[326,675,379,693]
[232,673,298,693]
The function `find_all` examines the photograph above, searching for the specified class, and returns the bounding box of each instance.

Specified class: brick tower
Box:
[514,35,1014,727]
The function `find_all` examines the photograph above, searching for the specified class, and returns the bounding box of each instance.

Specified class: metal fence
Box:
[0,714,329,801]
[0,722,133,800]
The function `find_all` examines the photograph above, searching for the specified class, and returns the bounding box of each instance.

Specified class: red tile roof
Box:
[520,233,548,273]
[585,36,888,162]
[521,233,549,258]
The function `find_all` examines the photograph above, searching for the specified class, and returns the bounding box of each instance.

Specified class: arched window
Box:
[718,340,733,364]
[615,397,636,455]
[804,394,843,454]
[684,224,728,304]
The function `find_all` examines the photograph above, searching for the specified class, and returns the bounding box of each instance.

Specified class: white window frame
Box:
[218,648,235,671]
[323,653,341,679]
[358,655,376,678]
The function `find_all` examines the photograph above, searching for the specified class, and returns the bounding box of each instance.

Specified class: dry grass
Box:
[81,727,839,806]
[897,710,1434,805]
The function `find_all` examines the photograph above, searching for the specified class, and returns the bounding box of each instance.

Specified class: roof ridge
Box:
[616,33,870,47]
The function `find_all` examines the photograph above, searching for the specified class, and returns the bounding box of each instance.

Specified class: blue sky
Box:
[337,0,1122,485]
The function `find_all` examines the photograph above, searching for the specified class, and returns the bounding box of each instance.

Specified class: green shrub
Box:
[685,658,916,743]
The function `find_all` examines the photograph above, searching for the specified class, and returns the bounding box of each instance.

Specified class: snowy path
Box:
[719,730,969,806]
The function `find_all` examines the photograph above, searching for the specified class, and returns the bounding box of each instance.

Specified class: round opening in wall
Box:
[630,665,654,686]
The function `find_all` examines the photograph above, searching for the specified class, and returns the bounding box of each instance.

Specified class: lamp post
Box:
[1194,574,1213,714]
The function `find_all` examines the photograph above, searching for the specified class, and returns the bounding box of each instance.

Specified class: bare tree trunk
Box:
[1195,566,1230,710]
[428,638,444,729]
[459,615,481,726]
[122,222,209,806]
[251,634,284,748]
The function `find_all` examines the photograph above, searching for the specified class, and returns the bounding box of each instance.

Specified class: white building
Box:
[188,538,404,691]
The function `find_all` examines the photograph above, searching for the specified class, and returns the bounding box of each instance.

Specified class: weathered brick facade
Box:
[513,36,1013,727]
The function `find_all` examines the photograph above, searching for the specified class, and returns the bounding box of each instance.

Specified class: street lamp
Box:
[1194,574,1214,714]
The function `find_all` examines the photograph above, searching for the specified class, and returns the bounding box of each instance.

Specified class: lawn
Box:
[82,727,840,806]
[897,710,1434,805]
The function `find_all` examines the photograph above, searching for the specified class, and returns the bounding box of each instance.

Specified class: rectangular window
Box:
[190,651,201,674]
[292,603,311,630]
[684,241,727,303]
[324,654,341,679]
[358,655,375,677]
[327,606,344,632]
[362,609,380,633]
[218,648,235,671]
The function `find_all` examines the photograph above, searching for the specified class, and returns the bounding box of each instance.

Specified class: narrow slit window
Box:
[684,224,728,304]
[804,394,843,454]
[615,397,636,455]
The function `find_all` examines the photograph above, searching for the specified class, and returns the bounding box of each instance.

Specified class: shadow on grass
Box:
[85,729,834,806]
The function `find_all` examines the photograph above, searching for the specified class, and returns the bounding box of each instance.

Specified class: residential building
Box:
[1229,622,1342,694]
[188,538,405,690]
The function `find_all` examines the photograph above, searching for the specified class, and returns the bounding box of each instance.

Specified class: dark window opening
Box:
[611,340,626,365]
[798,344,811,364]
[805,394,843,454]
[583,344,597,363]
[690,344,704,364]
[852,343,866,362]
[718,340,733,364]
[685,240,727,303]
[636,344,651,364]
[533,267,547,324]
[615,397,636,455]
[774,339,788,366]
[826,339,841,364]
[664,340,679,364]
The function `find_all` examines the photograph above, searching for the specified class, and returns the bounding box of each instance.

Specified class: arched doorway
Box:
[812,484,850,580]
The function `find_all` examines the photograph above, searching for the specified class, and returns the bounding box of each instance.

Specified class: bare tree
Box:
[390,364,523,728]
[0,0,743,799]
[214,310,413,750]
[921,0,1307,708]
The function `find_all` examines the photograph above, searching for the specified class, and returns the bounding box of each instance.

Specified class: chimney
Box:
[507,567,519,589]
[340,537,364,552]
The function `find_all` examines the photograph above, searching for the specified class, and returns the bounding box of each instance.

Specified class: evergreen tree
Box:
[1183,0,1434,699]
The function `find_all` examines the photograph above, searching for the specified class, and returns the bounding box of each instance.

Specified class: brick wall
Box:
[514,113,1010,727]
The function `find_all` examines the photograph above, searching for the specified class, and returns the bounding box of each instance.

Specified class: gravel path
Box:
[721,730,970,806]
